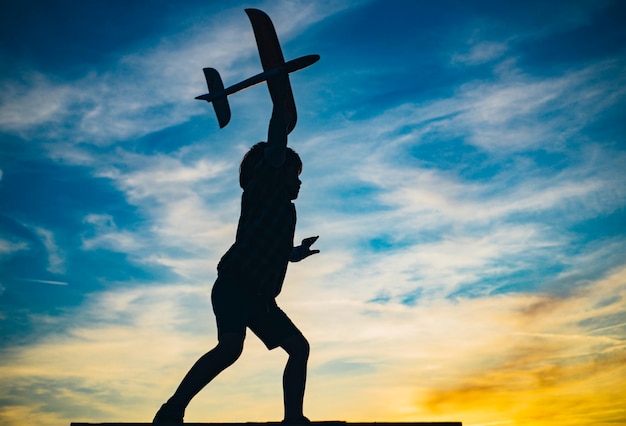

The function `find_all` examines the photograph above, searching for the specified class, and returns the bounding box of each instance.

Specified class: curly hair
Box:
[239,142,302,189]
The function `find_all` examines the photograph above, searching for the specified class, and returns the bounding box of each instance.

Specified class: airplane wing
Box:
[245,8,298,134]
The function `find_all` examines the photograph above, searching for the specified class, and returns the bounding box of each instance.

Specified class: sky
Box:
[1,0,625,425]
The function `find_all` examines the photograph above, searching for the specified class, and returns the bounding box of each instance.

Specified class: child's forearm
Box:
[265,76,288,167]
[265,111,287,167]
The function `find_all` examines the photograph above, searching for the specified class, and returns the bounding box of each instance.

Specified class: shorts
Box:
[211,274,303,350]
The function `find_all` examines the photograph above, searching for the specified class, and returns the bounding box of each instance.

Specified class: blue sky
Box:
[1,1,625,425]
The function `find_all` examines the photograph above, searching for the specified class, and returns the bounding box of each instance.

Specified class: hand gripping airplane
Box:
[195,8,320,134]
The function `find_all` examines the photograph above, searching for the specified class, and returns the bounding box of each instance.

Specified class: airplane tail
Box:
[200,68,231,128]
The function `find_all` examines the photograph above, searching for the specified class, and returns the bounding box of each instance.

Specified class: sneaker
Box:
[152,402,184,424]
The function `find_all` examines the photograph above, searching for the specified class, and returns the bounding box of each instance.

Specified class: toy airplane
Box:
[195,8,320,134]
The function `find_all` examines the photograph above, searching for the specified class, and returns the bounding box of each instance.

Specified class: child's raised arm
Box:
[265,73,289,168]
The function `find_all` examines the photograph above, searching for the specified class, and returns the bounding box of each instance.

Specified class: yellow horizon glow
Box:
[1,266,624,426]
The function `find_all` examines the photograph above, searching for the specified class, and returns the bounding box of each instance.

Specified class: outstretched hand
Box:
[291,236,320,262]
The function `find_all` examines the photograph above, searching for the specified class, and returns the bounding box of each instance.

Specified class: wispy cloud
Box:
[287,58,626,303]
[452,41,508,65]
[81,214,143,252]
[33,227,65,275]
[0,73,76,134]
[79,149,237,278]
[0,238,28,256]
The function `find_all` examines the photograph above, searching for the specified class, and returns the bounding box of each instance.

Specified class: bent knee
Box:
[217,334,245,361]
[282,334,310,359]
[300,336,310,358]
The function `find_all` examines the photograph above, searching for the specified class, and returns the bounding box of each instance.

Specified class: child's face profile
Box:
[285,164,302,200]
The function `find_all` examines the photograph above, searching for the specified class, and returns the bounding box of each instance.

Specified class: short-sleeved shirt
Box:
[217,157,296,298]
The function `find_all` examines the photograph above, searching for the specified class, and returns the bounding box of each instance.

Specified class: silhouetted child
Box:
[153,75,319,424]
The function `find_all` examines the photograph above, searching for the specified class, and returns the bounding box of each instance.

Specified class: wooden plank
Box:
[70,422,462,426]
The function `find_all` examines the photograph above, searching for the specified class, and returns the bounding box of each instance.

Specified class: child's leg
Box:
[169,333,244,406]
[247,301,309,422]
[154,333,244,423]
[279,333,310,421]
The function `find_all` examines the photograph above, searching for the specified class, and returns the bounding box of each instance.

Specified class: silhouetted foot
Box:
[153,402,184,424]
[282,416,311,424]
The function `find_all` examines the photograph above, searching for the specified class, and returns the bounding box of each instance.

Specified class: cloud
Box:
[79,148,238,278]
[452,41,508,65]
[33,227,65,275]
[81,214,143,252]
[0,73,76,134]
[0,226,66,275]
[371,60,626,155]
[287,61,626,302]
[419,266,626,425]
[0,238,29,256]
